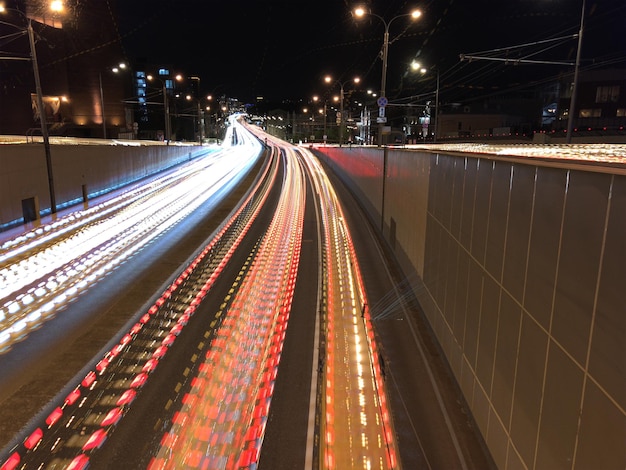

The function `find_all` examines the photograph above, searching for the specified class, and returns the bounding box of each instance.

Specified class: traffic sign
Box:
[376,117,387,123]
[377,96,388,107]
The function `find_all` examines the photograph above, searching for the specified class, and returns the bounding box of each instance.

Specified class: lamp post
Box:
[99,62,127,139]
[197,98,205,143]
[566,0,585,144]
[301,107,310,142]
[184,94,205,143]
[312,95,326,143]
[205,94,215,138]
[324,75,360,146]
[203,87,225,138]
[175,75,207,143]
[1,2,64,215]
[147,74,172,142]
[354,5,422,144]
[188,76,205,143]
[411,61,440,142]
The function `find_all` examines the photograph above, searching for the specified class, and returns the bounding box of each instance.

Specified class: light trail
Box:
[253,125,399,468]
[405,142,626,164]
[0,136,260,352]
[0,118,275,469]
[150,146,306,469]
[299,147,399,469]
[2,118,400,469]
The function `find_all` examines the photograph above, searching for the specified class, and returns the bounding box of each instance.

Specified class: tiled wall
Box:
[317,146,626,470]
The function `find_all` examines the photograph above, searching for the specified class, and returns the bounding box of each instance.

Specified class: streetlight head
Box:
[411,61,427,74]
[353,6,367,18]
[354,77,361,84]
[50,1,63,13]
[410,9,422,19]
[147,74,154,81]
[324,75,332,84]
[0,4,6,13]
[175,74,183,81]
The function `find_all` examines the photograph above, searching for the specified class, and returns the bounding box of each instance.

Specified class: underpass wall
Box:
[0,142,204,229]
[315,145,625,470]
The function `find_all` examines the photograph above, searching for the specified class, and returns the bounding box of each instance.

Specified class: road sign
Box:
[377,96,388,107]
[376,117,387,123]
[378,106,385,118]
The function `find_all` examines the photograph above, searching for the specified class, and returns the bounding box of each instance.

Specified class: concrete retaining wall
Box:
[316,145,625,470]
[0,142,205,228]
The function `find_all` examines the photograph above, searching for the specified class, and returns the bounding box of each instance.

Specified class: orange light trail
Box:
[149,146,305,469]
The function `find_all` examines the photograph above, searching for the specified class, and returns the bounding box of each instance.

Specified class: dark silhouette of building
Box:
[554,68,626,137]
[0,0,130,137]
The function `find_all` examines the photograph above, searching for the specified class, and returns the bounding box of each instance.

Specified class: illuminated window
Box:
[617,108,626,117]
[579,109,601,118]
[595,85,620,103]
[159,69,169,76]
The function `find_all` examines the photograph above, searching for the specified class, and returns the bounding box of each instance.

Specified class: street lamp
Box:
[182,76,205,143]
[0,1,64,215]
[354,6,421,144]
[312,95,326,143]
[324,75,360,146]
[566,0,586,144]
[355,6,421,98]
[205,94,216,137]
[99,62,127,139]
[147,74,180,142]
[184,94,205,143]
[411,61,440,142]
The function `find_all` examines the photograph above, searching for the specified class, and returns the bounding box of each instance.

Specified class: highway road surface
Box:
[0,116,494,469]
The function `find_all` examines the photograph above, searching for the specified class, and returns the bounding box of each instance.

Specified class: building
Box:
[0,0,134,138]
[397,68,626,142]
[553,68,626,137]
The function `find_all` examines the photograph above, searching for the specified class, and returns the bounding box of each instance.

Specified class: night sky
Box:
[116,0,626,104]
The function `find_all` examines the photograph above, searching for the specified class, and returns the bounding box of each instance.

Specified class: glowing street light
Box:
[411,61,440,142]
[147,73,182,142]
[324,75,361,145]
[184,94,205,143]
[354,5,422,144]
[181,76,205,143]
[353,6,421,101]
[99,62,127,139]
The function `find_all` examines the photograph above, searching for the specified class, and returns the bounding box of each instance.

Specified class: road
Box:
[0,117,495,469]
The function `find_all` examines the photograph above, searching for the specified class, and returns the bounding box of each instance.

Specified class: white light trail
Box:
[0,135,261,352]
